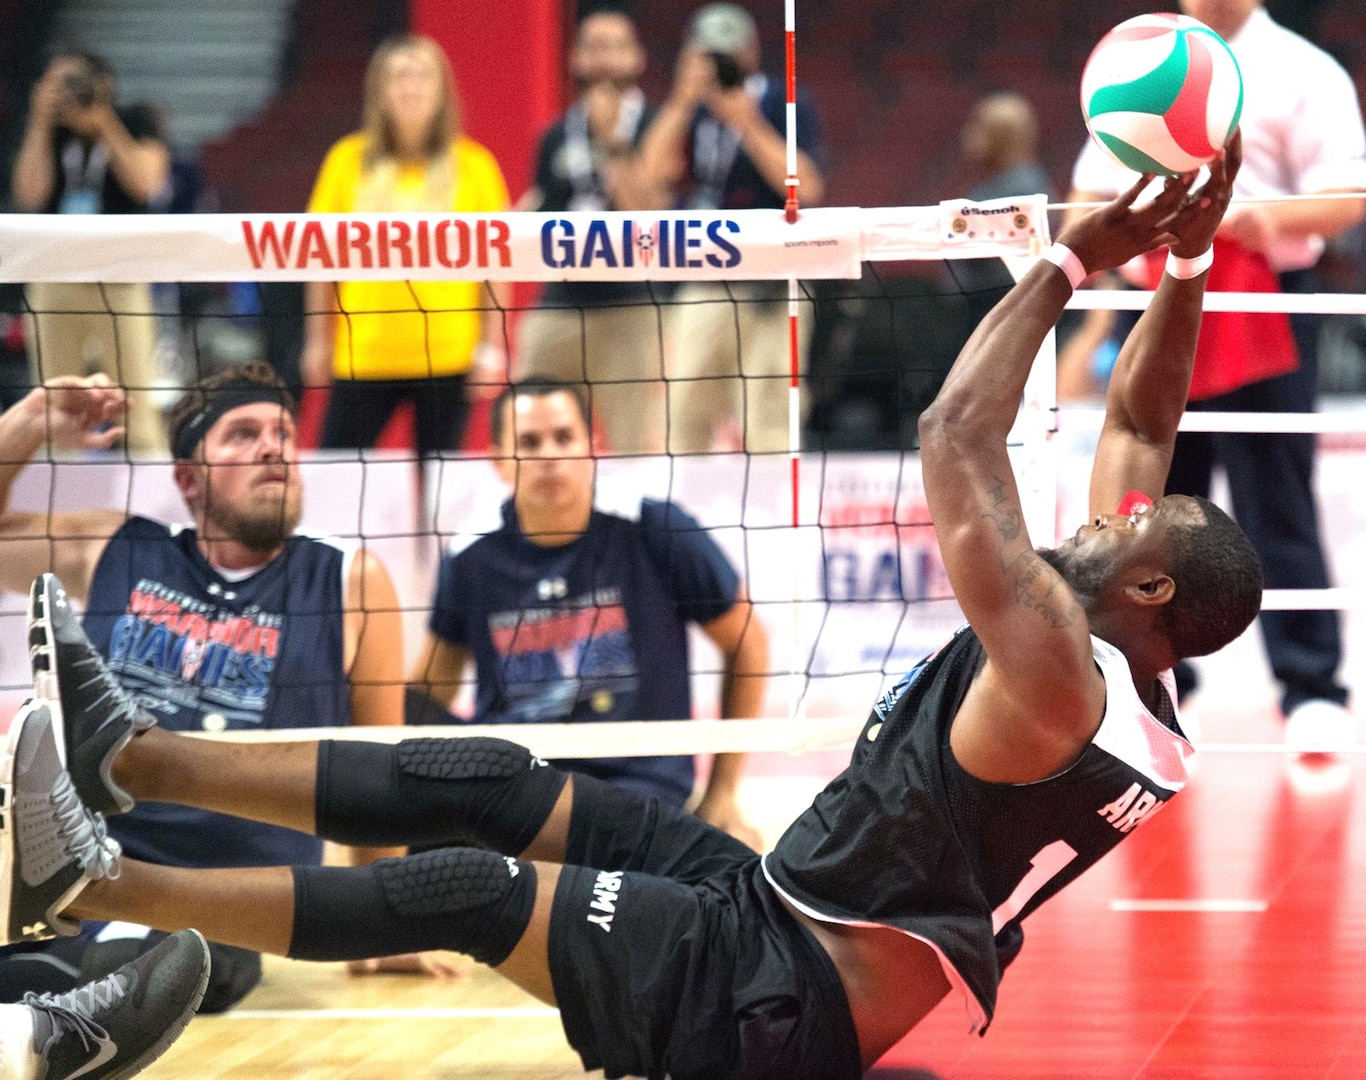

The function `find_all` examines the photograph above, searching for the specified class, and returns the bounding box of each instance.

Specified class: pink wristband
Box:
[1166,247,1214,280]
[1041,243,1087,290]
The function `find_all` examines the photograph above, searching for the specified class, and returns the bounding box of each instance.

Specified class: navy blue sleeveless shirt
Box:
[83,517,353,868]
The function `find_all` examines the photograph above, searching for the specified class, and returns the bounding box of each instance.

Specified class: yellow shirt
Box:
[307,133,509,380]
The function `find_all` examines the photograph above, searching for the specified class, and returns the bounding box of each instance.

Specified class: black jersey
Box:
[764,626,1190,1033]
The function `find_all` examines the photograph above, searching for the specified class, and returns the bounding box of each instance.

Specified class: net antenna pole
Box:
[783,0,806,720]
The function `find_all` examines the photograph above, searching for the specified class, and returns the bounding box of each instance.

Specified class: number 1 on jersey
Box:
[991,840,1079,933]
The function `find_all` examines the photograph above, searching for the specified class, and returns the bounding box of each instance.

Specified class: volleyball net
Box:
[3,195,1366,758]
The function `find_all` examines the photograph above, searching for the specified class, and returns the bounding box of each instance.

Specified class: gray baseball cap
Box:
[688,3,758,56]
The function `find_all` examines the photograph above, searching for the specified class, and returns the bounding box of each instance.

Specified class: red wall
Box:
[412,0,564,203]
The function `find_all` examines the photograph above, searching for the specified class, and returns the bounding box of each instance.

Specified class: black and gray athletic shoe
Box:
[28,574,155,817]
[26,927,210,1080]
[0,700,121,945]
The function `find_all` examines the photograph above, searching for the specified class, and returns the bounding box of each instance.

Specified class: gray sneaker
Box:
[0,700,121,944]
[29,574,155,817]
[26,927,210,1080]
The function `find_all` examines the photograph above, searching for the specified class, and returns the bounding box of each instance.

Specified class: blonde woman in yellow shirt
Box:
[302,34,510,456]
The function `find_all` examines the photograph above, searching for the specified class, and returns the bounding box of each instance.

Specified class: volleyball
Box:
[1081,13,1243,175]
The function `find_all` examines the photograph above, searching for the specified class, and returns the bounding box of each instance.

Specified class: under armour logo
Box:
[504,857,520,879]
[537,577,567,601]
[22,921,48,938]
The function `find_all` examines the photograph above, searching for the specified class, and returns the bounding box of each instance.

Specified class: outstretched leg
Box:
[68,853,563,1006]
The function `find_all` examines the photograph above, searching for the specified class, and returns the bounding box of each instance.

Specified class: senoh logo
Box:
[241,218,512,270]
[541,218,741,270]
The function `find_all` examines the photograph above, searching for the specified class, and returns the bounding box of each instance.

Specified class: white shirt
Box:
[1071,6,1366,271]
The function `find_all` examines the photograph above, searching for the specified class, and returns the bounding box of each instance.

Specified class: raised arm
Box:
[0,376,129,599]
[917,174,1187,742]
[1088,136,1241,516]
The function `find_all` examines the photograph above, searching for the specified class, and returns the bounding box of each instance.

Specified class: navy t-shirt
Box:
[83,516,353,868]
[687,75,825,211]
[429,498,740,806]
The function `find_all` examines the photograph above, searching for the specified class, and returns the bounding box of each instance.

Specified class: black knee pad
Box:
[396,736,538,781]
[290,850,537,969]
[316,737,567,853]
[375,848,536,967]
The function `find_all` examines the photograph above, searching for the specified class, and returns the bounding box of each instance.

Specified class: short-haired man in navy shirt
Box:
[410,379,768,846]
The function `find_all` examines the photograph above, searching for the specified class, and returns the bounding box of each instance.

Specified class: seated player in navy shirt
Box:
[0,364,455,1007]
[410,379,768,846]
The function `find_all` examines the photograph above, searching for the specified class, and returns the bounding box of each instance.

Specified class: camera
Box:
[61,69,97,110]
[709,52,744,91]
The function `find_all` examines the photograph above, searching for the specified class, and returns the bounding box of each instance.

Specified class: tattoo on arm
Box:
[983,478,1023,541]
[1002,550,1077,630]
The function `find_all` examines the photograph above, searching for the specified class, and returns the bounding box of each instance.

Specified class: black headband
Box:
[171,383,295,461]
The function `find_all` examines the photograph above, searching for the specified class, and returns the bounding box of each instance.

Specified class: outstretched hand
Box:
[1164,128,1243,258]
[1058,171,1192,277]
[1059,129,1243,276]
[21,374,127,450]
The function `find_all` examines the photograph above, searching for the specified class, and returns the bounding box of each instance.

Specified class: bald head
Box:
[961,92,1039,175]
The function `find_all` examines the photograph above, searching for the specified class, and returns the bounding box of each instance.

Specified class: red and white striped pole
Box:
[783,0,801,528]
[782,0,806,720]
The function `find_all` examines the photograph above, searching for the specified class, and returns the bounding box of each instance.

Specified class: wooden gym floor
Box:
[138,699,1366,1079]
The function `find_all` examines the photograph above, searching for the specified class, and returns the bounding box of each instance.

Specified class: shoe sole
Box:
[0,702,89,944]
[27,577,67,769]
[105,929,212,1080]
[0,702,21,944]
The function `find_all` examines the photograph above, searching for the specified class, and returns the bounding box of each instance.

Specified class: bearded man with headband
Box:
[0,363,444,1009]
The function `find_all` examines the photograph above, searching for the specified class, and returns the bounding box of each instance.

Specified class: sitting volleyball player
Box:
[0,147,1262,1078]
[409,378,768,845]
[0,363,439,1010]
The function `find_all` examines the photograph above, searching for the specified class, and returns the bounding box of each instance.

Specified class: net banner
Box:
[0,196,1049,284]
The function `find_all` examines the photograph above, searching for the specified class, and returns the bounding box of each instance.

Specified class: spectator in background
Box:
[516,3,671,455]
[409,379,768,846]
[302,33,510,458]
[639,3,826,454]
[960,91,1051,206]
[948,92,1055,319]
[1069,0,1366,751]
[10,49,170,454]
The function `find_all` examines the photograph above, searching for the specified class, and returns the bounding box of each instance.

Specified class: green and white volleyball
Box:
[1081,12,1243,176]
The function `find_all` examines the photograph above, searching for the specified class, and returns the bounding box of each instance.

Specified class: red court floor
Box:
[868,713,1366,1079]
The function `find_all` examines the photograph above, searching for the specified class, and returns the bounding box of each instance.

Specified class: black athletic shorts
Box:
[546,806,862,1080]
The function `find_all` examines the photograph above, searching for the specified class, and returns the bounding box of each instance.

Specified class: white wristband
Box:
[1166,247,1214,280]
[1041,243,1087,290]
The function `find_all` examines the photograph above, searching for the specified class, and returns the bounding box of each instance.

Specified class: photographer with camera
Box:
[11,49,171,453]
[639,3,826,455]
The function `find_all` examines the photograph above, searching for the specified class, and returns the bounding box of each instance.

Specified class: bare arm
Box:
[694,597,767,848]
[300,281,338,389]
[337,550,406,865]
[1088,138,1240,516]
[711,92,825,206]
[338,579,468,979]
[11,74,62,212]
[87,106,169,206]
[0,378,128,599]
[637,51,712,199]
[409,630,472,709]
[918,175,1188,776]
